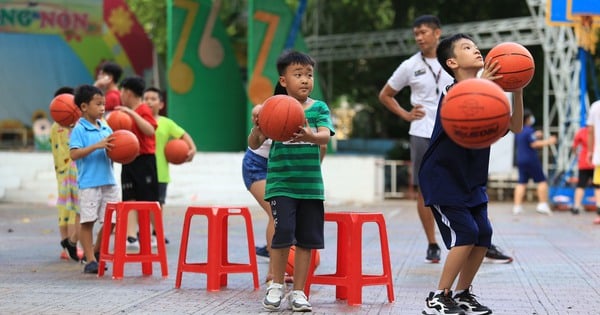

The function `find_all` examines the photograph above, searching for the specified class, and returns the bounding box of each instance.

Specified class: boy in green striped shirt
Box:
[252,51,334,312]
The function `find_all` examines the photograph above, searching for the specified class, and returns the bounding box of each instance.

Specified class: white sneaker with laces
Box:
[512,205,523,215]
[536,202,552,215]
[288,290,312,312]
[262,282,284,310]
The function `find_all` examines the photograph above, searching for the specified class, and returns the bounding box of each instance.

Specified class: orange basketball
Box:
[441,78,511,149]
[106,110,133,131]
[484,42,535,91]
[164,139,189,165]
[107,130,139,164]
[286,246,321,276]
[49,94,81,127]
[258,95,305,141]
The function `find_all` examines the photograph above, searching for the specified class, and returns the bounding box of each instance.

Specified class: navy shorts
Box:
[121,154,159,202]
[268,196,324,249]
[430,203,492,249]
[517,162,546,183]
[242,149,268,190]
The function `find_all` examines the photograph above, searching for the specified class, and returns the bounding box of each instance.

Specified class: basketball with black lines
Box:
[440,78,510,149]
[484,42,534,91]
[49,93,81,127]
[257,95,305,142]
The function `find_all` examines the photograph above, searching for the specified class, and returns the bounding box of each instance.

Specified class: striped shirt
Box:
[264,100,335,200]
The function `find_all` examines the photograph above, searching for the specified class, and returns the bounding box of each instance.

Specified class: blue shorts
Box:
[517,162,546,183]
[430,203,492,249]
[268,196,324,249]
[242,149,267,190]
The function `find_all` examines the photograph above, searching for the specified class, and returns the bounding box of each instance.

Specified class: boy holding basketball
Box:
[70,85,119,274]
[419,34,524,315]
[115,76,159,249]
[251,51,334,312]
[144,86,195,245]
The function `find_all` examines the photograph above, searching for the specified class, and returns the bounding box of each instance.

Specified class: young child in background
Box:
[115,76,159,249]
[571,126,595,214]
[50,86,81,262]
[143,87,196,245]
[94,61,123,112]
[70,85,119,274]
[252,51,334,312]
[513,109,557,215]
[419,33,524,314]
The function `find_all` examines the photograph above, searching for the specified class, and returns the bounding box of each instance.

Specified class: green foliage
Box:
[126,0,167,54]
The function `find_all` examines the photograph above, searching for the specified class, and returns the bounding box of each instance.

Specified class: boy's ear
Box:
[446,58,458,71]
[278,76,286,88]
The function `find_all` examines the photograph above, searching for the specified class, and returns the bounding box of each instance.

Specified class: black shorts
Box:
[121,154,159,202]
[577,169,597,188]
[158,183,168,205]
[268,196,324,249]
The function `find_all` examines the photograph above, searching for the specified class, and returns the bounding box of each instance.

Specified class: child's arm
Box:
[291,120,330,145]
[588,125,595,164]
[530,131,557,148]
[248,105,267,149]
[70,136,113,160]
[116,106,155,136]
[181,132,196,162]
[508,89,524,133]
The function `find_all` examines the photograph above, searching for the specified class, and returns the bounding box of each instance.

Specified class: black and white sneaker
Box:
[422,290,466,315]
[483,245,513,264]
[454,288,492,315]
[426,243,441,263]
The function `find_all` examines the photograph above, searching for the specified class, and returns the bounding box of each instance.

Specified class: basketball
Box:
[484,42,535,91]
[49,94,80,127]
[440,78,511,149]
[106,110,133,131]
[285,246,321,276]
[258,95,305,141]
[107,129,139,164]
[164,139,189,165]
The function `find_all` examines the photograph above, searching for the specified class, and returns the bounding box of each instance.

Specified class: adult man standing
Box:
[379,15,451,263]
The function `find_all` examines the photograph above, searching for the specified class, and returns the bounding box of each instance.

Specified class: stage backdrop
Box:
[0,0,153,126]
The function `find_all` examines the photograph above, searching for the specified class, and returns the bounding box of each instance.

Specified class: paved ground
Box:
[1,199,599,314]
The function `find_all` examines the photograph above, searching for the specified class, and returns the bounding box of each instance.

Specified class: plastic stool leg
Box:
[111,205,128,280]
[377,219,395,303]
[152,207,169,278]
[175,210,193,288]
[138,210,153,276]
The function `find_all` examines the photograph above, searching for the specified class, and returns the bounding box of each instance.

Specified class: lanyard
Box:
[421,53,441,95]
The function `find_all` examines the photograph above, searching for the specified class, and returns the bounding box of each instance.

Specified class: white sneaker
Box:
[262,282,284,310]
[126,237,140,250]
[513,205,523,215]
[151,235,158,248]
[536,203,552,215]
[288,290,312,312]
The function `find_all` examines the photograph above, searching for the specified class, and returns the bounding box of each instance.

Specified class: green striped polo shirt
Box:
[264,100,335,200]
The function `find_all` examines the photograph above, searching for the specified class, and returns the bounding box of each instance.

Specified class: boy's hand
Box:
[98,135,114,151]
[291,119,314,143]
[481,60,502,81]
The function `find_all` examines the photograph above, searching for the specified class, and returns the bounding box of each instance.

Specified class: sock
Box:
[454,289,465,295]
[434,289,445,296]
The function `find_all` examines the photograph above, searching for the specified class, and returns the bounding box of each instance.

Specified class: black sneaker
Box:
[83,261,99,274]
[426,243,441,263]
[484,244,513,264]
[256,245,270,258]
[152,230,169,244]
[60,238,79,262]
[570,207,581,215]
[454,288,492,315]
[422,290,465,315]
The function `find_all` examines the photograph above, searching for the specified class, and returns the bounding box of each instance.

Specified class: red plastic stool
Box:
[175,206,259,291]
[304,211,394,305]
[98,201,168,279]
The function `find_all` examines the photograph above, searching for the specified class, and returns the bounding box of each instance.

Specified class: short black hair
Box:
[120,76,146,97]
[54,86,74,97]
[437,33,474,78]
[144,87,164,102]
[413,15,441,29]
[276,50,316,75]
[74,85,103,108]
[523,108,533,123]
[273,82,287,95]
[101,61,123,83]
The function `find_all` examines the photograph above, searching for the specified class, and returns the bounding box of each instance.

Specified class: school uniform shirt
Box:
[418,93,490,207]
[264,100,335,200]
[155,115,185,184]
[572,127,593,170]
[104,89,121,112]
[386,52,454,138]
[130,103,157,155]
[69,118,116,189]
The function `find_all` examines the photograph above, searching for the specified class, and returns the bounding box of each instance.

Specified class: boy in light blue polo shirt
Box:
[70,85,119,274]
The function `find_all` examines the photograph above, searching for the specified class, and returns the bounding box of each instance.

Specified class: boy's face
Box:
[279,63,314,102]
[413,24,440,54]
[119,88,133,108]
[448,38,483,72]
[143,91,163,115]
[81,94,105,121]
